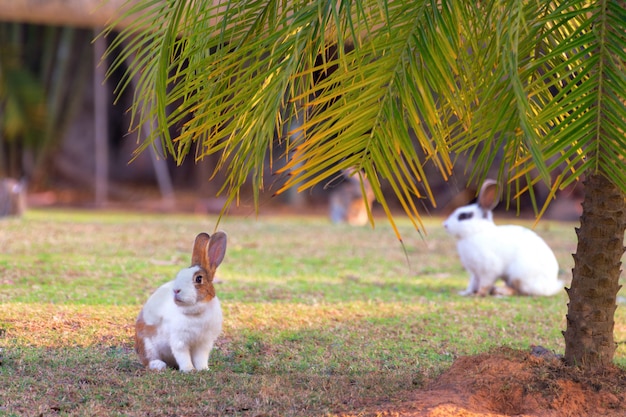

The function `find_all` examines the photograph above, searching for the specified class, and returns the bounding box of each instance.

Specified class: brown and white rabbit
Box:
[135,232,226,371]
[443,180,563,296]
[329,169,375,226]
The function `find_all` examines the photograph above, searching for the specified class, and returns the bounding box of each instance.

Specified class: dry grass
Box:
[0,209,624,416]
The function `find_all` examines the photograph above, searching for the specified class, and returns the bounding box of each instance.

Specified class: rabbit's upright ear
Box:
[206,232,227,269]
[478,180,500,211]
[191,233,211,267]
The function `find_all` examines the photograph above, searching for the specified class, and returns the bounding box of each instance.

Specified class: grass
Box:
[0,209,624,416]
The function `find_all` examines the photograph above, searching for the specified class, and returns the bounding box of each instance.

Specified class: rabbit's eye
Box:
[195,275,203,284]
[458,212,473,221]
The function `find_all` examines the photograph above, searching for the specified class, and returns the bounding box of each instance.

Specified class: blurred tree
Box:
[108,0,624,370]
[0,23,92,187]
[0,26,46,177]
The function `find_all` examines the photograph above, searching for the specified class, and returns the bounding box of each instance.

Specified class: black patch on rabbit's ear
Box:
[458,211,474,221]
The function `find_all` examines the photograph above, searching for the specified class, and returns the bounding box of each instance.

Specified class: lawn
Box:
[1,209,624,416]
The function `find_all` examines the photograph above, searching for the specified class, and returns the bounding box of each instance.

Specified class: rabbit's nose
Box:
[174,289,181,294]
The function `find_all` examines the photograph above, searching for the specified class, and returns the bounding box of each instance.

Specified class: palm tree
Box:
[107,0,625,370]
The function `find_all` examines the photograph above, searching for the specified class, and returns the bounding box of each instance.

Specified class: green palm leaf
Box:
[107,0,626,234]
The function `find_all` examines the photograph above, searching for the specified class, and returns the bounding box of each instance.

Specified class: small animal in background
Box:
[443,179,563,297]
[329,169,375,226]
[0,178,27,217]
[135,232,226,372]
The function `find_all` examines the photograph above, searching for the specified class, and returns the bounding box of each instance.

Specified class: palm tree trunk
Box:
[563,173,626,369]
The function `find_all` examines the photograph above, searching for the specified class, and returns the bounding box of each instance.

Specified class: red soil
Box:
[361,347,626,417]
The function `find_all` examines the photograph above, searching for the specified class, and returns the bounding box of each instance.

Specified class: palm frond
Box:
[107,0,471,235]
[524,0,626,201]
[106,0,626,232]
[445,0,625,212]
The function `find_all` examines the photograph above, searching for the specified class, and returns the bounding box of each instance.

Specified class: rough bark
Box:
[563,173,626,369]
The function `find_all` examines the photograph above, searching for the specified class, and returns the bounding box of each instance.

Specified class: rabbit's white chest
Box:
[166,297,223,342]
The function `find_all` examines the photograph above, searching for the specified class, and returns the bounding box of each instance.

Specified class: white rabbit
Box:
[443,180,563,296]
[135,232,226,371]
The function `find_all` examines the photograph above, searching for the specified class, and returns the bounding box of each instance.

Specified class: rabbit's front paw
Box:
[148,360,167,371]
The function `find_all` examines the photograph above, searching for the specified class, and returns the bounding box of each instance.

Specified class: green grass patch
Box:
[0,209,624,416]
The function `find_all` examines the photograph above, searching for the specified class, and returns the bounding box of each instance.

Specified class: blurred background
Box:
[0,3,583,221]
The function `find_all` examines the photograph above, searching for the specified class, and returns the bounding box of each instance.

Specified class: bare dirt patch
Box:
[353,347,626,417]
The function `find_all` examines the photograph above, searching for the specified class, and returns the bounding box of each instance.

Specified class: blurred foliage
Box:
[0,25,45,177]
[0,23,91,184]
